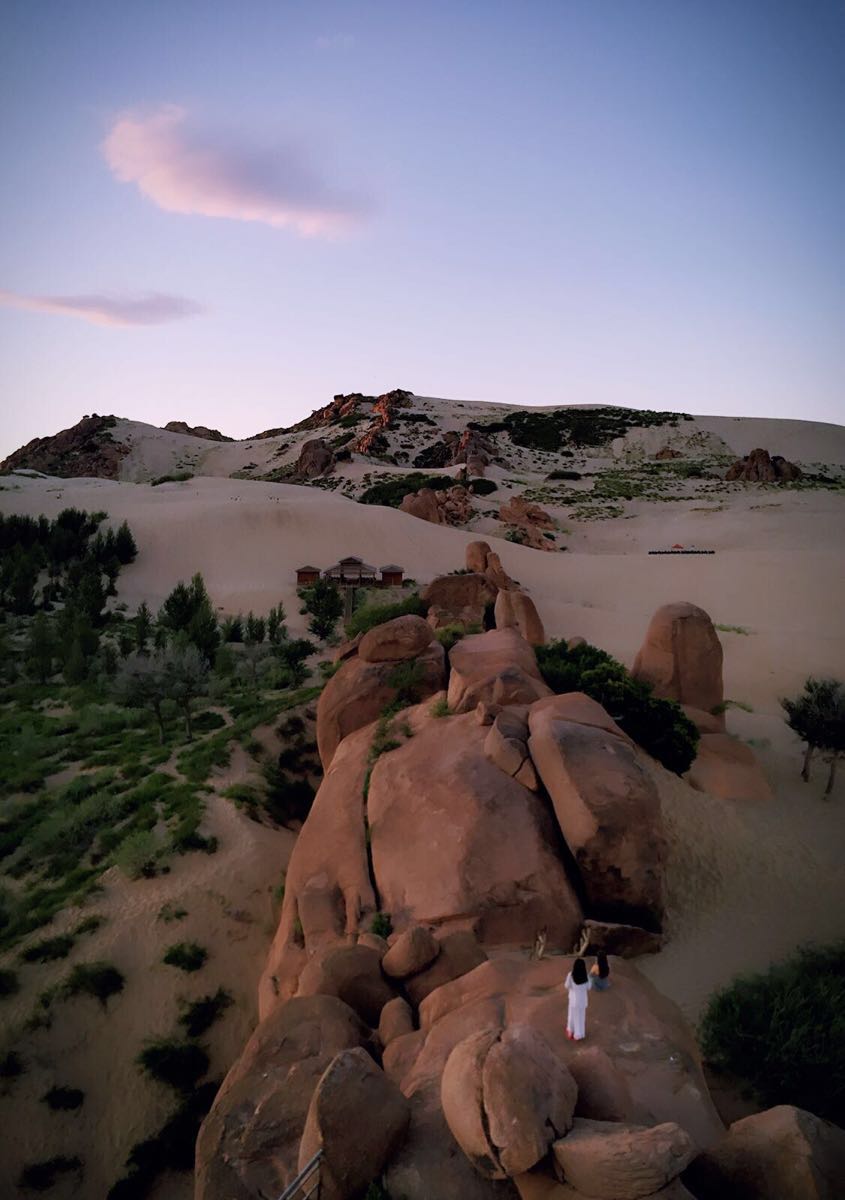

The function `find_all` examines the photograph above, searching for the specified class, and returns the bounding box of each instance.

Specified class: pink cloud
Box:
[102,105,368,236]
[0,289,204,327]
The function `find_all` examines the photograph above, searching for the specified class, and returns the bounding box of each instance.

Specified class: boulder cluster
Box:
[498,494,558,549]
[0,413,129,478]
[400,484,475,526]
[194,560,819,1200]
[725,448,802,483]
[163,420,233,442]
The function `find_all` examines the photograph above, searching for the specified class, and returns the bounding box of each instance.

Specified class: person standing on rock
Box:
[565,957,592,1040]
[590,952,611,991]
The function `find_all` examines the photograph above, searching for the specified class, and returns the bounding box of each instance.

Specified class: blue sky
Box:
[1,0,843,457]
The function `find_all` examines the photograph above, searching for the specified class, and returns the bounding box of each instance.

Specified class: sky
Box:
[1,0,843,458]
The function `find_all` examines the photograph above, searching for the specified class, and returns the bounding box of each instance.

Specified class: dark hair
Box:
[596,952,610,979]
[572,957,588,985]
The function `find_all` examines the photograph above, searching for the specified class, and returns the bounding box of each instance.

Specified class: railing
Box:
[277,1150,323,1200]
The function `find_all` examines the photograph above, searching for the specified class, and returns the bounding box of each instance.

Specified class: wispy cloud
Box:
[0,289,204,327]
[102,105,368,236]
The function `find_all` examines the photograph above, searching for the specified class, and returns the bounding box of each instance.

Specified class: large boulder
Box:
[296,943,397,1026]
[298,1048,410,1200]
[295,437,335,478]
[422,572,496,630]
[632,602,724,721]
[447,628,552,714]
[466,540,494,574]
[195,995,373,1200]
[367,704,582,952]
[442,1026,578,1178]
[528,699,665,931]
[383,925,440,979]
[358,614,434,663]
[687,733,773,802]
[316,637,445,769]
[683,1105,845,1200]
[495,590,545,645]
[404,930,489,1006]
[500,495,555,529]
[552,1118,696,1198]
[465,540,516,592]
[725,448,802,483]
[379,996,415,1045]
[401,487,443,524]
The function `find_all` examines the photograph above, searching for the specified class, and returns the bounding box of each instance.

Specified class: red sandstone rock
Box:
[382,925,440,979]
[447,628,551,713]
[163,420,233,441]
[684,1105,845,1200]
[500,495,555,529]
[298,1047,410,1200]
[296,943,397,1026]
[725,448,802,483]
[379,996,415,1045]
[687,733,773,802]
[358,614,434,663]
[495,590,546,645]
[404,930,489,1007]
[401,487,443,524]
[294,437,335,478]
[0,414,129,479]
[529,692,632,743]
[552,1118,695,1198]
[527,701,665,930]
[632,602,724,721]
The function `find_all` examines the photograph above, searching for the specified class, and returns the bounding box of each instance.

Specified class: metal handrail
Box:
[277,1149,323,1200]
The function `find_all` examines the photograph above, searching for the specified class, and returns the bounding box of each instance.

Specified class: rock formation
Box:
[163,420,233,441]
[354,389,415,456]
[465,541,517,591]
[447,628,552,712]
[687,732,773,802]
[414,426,495,475]
[632,601,724,720]
[494,588,545,645]
[400,484,474,526]
[499,495,558,550]
[0,414,129,478]
[294,437,336,479]
[725,448,802,483]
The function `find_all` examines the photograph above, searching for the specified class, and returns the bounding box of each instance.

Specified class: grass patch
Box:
[19,934,75,963]
[178,987,232,1038]
[346,594,427,638]
[136,1039,209,1092]
[157,902,187,923]
[18,1156,83,1192]
[715,623,752,635]
[371,912,393,939]
[61,961,125,1007]
[41,1085,84,1110]
[163,942,207,973]
[430,697,451,718]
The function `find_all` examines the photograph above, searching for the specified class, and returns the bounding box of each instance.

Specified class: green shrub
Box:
[157,902,187,923]
[178,988,233,1038]
[700,941,845,1124]
[19,934,75,963]
[371,912,393,938]
[468,478,498,495]
[42,1085,85,1110]
[535,640,699,774]
[150,472,193,486]
[0,967,20,995]
[72,914,105,937]
[0,1049,23,1077]
[163,942,207,972]
[18,1156,83,1191]
[61,961,125,1007]
[430,697,451,718]
[547,469,582,480]
[115,830,159,879]
[359,472,459,508]
[137,1039,210,1092]
[346,594,426,638]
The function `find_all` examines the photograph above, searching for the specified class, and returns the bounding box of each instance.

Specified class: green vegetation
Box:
[163,941,207,972]
[468,478,497,495]
[107,1081,218,1200]
[0,967,20,996]
[535,640,699,774]
[469,406,687,451]
[715,623,751,635]
[546,469,582,480]
[72,914,105,936]
[781,677,844,796]
[157,902,187,924]
[19,934,75,963]
[371,912,393,939]
[300,577,343,640]
[178,988,233,1037]
[430,696,451,718]
[359,471,459,507]
[136,1038,210,1092]
[41,1085,84,1110]
[346,593,427,638]
[700,941,845,1124]
[61,961,125,1007]
[18,1156,83,1192]
[150,472,193,486]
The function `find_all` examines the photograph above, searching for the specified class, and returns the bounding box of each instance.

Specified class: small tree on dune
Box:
[163,642,208,741]
[25,613,55,684]
[781,677,844,796]
[302,579,343,641]
[113,652,170,743]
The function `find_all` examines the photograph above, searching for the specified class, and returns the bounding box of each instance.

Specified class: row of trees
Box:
[782,677,844,796]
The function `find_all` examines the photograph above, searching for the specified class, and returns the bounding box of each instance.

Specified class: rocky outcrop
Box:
[298,1048,410,1200]
[632,602,724,722]
[465,541,517,591]
[447,628,552,713]
[296,943,397,1026]
[367,704,582,950]
[442,1026,578,1178]
[494,589,545,645]
[316,632,445,768]
[163,420,233,441]
[422,572,497,629]
[358,615,434,663]
[684,1105,845,1200]
[528,694,665,930]
[379,996,415,1045]
[725,448,802,483]
[553,1118,695,1197]
[687,733,773,802]
[414,426,495,475]
[194,995,374,1200]
[354,388,414,456]
[580,919,663,958]
[0,414,129,478]
[499,495,557,548]
[286,391,373,433]
[382,925,440,979]
[400,485,474,526]
[294,437,335,478]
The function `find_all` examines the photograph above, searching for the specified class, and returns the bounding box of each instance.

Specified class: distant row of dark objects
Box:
[647,550,716,555]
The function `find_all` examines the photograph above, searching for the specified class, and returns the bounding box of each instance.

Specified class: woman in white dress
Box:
[565,956,592,1040]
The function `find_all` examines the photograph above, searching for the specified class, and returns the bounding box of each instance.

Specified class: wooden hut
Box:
[295,565,321,586]
[322,556,379,587]
[380,564,405,587]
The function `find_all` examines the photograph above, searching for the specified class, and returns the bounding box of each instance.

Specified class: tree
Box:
[220,614,243,643]
[162,643,208,741]
[275,638,315,688]
[267,603,287,645]
[302,579,343,641]
[159,574,218,661]
[114,520,138,565]
[782,677,845,793]
[244,612,266,645]
[25,614,55,684]
[135,602,152,654]
[113,653,170,743]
